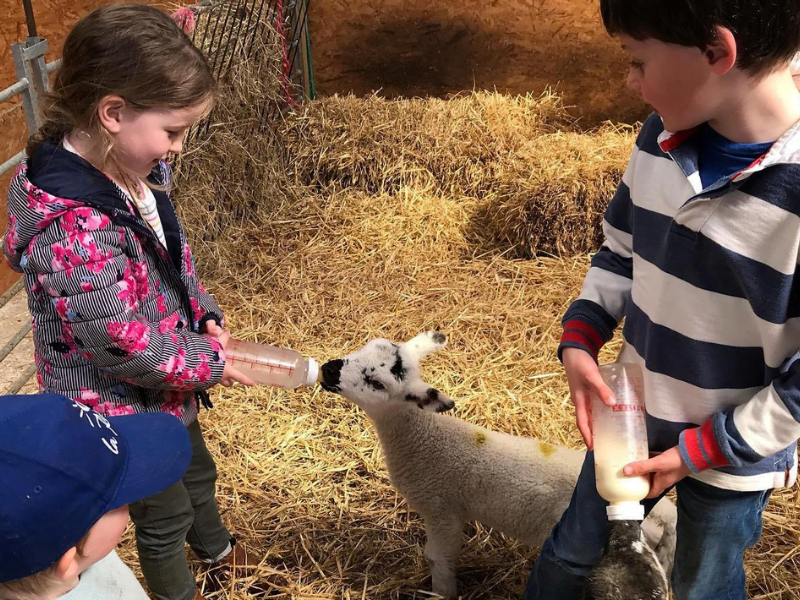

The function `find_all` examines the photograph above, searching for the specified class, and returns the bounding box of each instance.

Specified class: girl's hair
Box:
[27,4,215,171]
[0,534,89,600]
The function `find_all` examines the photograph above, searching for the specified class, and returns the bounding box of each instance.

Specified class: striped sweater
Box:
[561,114,800,491]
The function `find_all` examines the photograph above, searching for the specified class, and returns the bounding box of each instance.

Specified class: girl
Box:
[3,5,255,600]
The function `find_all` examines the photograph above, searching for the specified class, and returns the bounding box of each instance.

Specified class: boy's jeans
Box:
[129,419,232,600]
[521,452,771,600]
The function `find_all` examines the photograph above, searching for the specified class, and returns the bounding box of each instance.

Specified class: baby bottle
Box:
[591,362,650,521]
[225,339,319,389]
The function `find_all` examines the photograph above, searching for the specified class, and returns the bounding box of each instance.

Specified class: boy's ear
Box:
[705,26,737,75]
[54,547,81,582]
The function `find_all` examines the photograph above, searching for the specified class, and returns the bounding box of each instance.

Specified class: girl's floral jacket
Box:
[3,141,225,425]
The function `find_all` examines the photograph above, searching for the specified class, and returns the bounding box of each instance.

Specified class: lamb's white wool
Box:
[320,332,678,599]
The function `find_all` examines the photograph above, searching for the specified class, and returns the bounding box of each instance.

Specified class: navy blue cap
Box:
[0,394,192,583]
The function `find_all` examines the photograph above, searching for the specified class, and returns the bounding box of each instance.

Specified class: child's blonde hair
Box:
[0,535,89,600]
[27,4,215,176]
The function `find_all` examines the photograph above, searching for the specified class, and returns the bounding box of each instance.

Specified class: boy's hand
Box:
[562,347,616,450]
[624,447,691,498]
[201,324,256,387]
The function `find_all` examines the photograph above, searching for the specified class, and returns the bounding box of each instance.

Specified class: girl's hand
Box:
[201,320,224,339]
[562,347,616,450]
[201,323,255,387]
[624,446,691,498]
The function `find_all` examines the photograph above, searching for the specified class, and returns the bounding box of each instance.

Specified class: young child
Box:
[0,393,192,600]
[522,1,800,599]
[2,5,255,600]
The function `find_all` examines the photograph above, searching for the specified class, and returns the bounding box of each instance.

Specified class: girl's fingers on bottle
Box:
[584,368,616,406]
[228,365,255,386]
[574,392,594,450]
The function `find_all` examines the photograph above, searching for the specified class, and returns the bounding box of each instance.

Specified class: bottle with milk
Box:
[225,339,320,389]
[591,363,651,521]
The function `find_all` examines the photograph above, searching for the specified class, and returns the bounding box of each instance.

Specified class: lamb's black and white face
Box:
[320,331,455,413]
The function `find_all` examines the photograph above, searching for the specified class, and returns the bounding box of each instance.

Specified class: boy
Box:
[522,2,800,599]
[0,393,192,600]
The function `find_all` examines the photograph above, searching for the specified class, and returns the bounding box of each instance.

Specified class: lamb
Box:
[586,520,669,600]
[319,331,677,599]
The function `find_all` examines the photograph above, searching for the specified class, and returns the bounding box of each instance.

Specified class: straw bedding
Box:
[116,8,800,599]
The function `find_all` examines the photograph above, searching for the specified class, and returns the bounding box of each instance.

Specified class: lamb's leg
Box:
[423,515,463,599]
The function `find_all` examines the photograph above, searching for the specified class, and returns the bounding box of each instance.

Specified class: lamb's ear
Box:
[403,380,455,413]
[402,331,447,362]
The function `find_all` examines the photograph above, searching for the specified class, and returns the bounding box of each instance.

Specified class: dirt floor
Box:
[308,0,649,127]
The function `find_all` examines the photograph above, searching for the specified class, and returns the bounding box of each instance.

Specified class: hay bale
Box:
[278,94,634,258]
[281,92,573,196]
[468,126,636,258]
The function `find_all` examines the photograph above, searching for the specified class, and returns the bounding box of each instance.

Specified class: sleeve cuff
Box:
[678,420,730,473]
[198,313,223,331]
[558,319,604,362]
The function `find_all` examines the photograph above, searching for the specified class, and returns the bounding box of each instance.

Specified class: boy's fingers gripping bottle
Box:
[225,339,319,389]
[591,363,650,521]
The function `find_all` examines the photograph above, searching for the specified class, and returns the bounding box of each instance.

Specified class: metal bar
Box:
[221,0,254,77]
[0,78,29,105]
[12,42,40,132]
[0,150,26,178]
[0,322,32,365]
[298,8,311,101]
[246,0,272,59]
[214,0,247,78]
[0,280,24,311]
[21,38,48,62]
[21,0,38,37]
[26,37,51,100]
[287,0,309,85]
[45,58,61,74]
[198,3,215,53]
[210,0,239,77]
[5,364,37,395]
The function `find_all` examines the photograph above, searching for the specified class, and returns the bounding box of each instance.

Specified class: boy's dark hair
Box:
[600,0,800,74]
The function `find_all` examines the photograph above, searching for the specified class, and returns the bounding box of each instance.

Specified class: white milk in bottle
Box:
[591,363,650,521]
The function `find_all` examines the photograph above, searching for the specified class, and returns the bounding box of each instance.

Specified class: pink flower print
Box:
[53,297,79,322]
[80,275,94,292]
[26,188,49,214]
[191,354,212,383]
[5,214,19,251]
[160,391,188,418]
[61,208,109,233]
[115,269,138,310]
[190,298,205,326]
[183,245,196,277]
[160,347,187,374]
[198,283,207,295]
[94,402,135,417]
[157,293,167,314]
[107,319,151,354]
[158,312,181,334]
[51,241,83,275]
[78,387,101,409]
[30,278,44,299]
[131,261,150,298]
